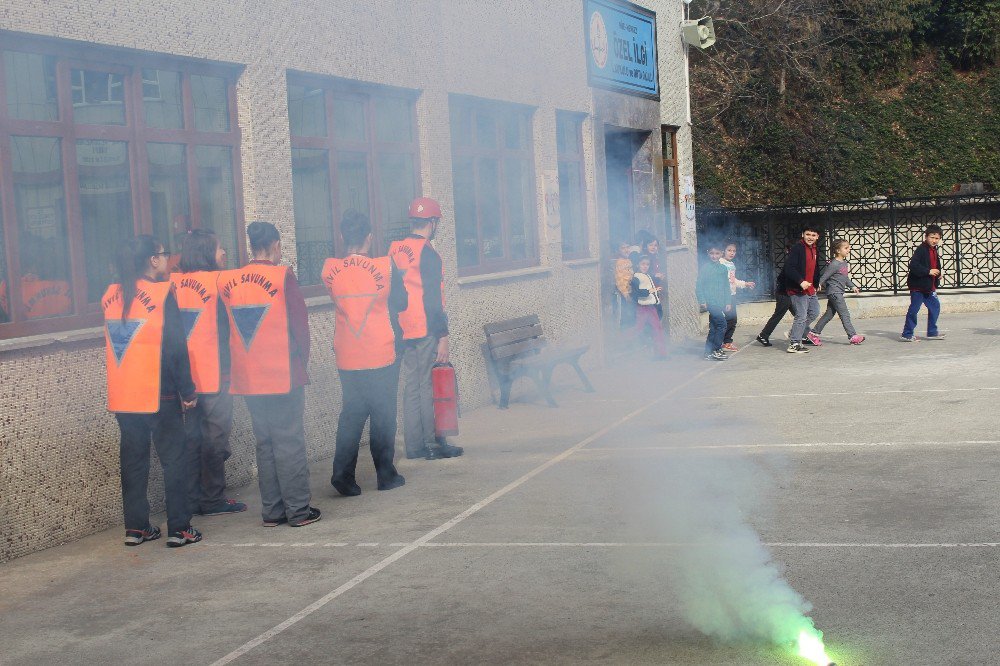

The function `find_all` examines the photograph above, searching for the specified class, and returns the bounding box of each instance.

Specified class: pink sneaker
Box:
[849,334,865,345]
[805,331,823,346]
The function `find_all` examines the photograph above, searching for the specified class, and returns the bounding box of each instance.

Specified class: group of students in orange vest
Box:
[102,197,461,547]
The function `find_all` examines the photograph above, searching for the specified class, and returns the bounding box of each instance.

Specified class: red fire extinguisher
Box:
[432,362,459,437]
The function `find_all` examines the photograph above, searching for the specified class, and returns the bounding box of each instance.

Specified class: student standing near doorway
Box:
[171,230,247,517]
[323,210,407,496]
[102,235,201,548]
[390,198,463,461]
[220,221,321,527]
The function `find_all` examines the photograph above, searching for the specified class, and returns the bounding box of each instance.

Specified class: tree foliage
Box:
[690,0,1000,207]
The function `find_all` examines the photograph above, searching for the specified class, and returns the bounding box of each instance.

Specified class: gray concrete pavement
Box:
[1,311,998,665]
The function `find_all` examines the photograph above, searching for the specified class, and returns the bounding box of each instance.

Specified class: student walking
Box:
[812,239,864,344]
[783,226,823,354]
[719,241,755,351]
[171,230,247,517]
[696,242,731,361]
[102,235,201,548]
[628,255,669,360]
[322,211,407,496]
[220,221,321,527]
[901,224,947,342]
[390,197,463,461]
[757,245,792,347]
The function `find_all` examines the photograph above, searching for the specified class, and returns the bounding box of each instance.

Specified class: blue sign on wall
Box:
[584,0,659,99]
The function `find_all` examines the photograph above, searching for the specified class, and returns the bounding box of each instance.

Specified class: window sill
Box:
[457,266,552,286]
[0,326,104,354]
[563,257,600,268]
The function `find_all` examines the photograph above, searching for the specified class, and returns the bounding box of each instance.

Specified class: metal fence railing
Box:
[697,193,1000,299]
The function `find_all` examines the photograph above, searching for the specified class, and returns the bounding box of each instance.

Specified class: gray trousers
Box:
[789,294,820,342]
[813,293,858,338]
[400,336,438,456]
[184,385,234,513]
[244,387,312,523]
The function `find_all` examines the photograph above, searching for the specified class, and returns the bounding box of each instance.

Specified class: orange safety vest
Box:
[21,276,72,319]
[321,254,395,371]
[170,271,222,394]
[102,279,171,414]
[389,237,443,340]
[219,263,292,395]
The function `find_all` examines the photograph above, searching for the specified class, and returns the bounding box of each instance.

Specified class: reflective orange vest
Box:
[21,276,72,319]
[219,263,292,395]
[322,255,395,371]
[170,271,222,394]
[389,237,443,340]
[102,279,171,414]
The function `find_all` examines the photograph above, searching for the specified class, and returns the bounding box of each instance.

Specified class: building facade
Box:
[0,0,699,561]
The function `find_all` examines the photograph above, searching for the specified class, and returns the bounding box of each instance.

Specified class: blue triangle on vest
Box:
[106,319,146,366]
[231,304,270,352]
[180,308,203,341]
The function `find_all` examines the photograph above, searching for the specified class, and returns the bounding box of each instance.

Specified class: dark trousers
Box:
[116,401,191,534]
[333,363,401,486]
[183,385,234,513]
[705,306,728,354]
[401,336,438,456]
[244,387,312,524]
[760,293,792,339]
[723,295,738,344]
[902,291,941,337]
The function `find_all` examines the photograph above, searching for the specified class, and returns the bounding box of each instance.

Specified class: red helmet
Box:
[408,197,442,220]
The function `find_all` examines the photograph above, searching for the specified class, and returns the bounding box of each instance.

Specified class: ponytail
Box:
[115,235,160,324]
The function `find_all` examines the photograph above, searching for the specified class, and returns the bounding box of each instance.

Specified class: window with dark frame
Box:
[556,112,588,259]
[661,125,682,244]
[0,36,243,339]
[450,97,538,275]
[286,74,420,288]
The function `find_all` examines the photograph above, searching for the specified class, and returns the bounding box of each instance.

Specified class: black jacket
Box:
[907,242,941,294]
[781,241,821,294]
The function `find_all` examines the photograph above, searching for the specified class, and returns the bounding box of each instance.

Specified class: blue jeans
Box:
[705,306,727,354]
[902,291,940,338]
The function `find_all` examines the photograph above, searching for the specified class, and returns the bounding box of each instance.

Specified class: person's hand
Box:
[853,287,861,294]
[800,280,811,290]
[929,269,941,276]
[725,304,732,312]
[435,336,450,364]
[746,281,756,289]
[653,286,662,293]
[181,397,198,412]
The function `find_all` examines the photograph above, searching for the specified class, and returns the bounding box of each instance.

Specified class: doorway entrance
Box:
[603,127,650,246]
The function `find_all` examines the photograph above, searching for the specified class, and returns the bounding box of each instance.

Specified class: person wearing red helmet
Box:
[389,197,463,460]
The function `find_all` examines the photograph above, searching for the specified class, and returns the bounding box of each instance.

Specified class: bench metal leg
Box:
[498,376,512,410]
[571,360,595,393]
[536,367,558,408]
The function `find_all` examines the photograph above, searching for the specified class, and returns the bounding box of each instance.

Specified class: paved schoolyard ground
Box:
[1,311,998,665]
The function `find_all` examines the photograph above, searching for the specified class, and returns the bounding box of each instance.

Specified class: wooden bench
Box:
[484,315,593,409]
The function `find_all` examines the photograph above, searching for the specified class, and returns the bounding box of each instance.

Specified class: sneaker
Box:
[406,448,431,460]
[200,499,248,516]
[849,334,865,345]
[262,515,288,527]
[429,441,464,458]
[705,349,727,361]
[124,525,161,546]
[289,506,322,527]
[787,343,809,354]
[925,332,946,340]
[900,335,919,342]
[377,473,406,491]
[756,334,772,347]
[722,342,739,351]
[332,478,362,497]
[166,526,203,548]
[805,332,823,346]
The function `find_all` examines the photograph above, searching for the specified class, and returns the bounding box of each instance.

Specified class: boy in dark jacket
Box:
[782,226,822,354]
[901,225,945,341]
[696,243,732,361]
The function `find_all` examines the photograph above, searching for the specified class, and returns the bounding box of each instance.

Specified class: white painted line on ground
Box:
[684,387,1000,400]
[209,361,724,665]
[578,440,1000,452]
[205,541,1000,550]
